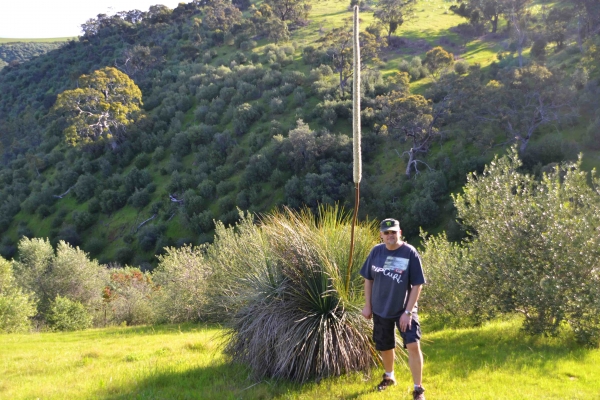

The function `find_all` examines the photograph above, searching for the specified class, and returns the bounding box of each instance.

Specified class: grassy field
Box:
[0,37,74,43]
[1,317,598,400]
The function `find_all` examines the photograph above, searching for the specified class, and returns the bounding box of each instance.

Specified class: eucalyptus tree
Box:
[423,46,454,80]
[264,0,312,26]
[321,26,382,97]
[486,65,575,152]
[201,0,243,33]
[376,93,447,176]
[468,0,504,33]
[52,67,143,149]
[373,0,415,41]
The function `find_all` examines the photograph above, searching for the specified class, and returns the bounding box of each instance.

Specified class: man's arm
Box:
[361,279,373,319]
[399,284,423,332]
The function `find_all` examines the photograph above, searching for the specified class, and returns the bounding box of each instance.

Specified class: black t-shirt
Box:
[360,242,426,319]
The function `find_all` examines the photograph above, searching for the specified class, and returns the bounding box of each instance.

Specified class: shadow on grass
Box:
[422,320,589,379]
[91,322,375,400]
[94,361,375,400]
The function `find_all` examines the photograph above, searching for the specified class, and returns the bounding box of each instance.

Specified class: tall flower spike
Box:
[346,5,362,293]
[353,5,362,185]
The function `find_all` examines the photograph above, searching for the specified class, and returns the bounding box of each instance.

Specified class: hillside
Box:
[0,41,67,70]
[0,0,598,268]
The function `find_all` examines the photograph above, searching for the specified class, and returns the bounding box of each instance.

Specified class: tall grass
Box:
[213,206,381,382]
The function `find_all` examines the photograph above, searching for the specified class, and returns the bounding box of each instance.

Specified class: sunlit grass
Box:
[0,37,74,43]
[1,317,598,399]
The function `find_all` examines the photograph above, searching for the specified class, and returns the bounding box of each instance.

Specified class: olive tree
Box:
[154,245,212,322]
[422,147,600,345]
[0,256,36,333]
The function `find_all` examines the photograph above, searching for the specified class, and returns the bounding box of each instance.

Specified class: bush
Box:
[74,175,98,202]
[85,237,105,256]
[46,295,92,331]
[129,190,151,209]
[585,118,600,150]
[88,198,101,214]
[422,148,600,345]
[123,167,152,195]
[104,267,158,325]
[269,97,285,114]
[154,245,212,322]
[530,38,547,60]
[99,190,128,213]
[54,226,82,247]
[115,247,134,265]
[72,211,96,232]
[0,257,36,333]
[454,59,469,75]
[138,225,164,252]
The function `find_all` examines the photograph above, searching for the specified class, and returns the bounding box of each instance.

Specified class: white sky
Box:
[0,1,185,39]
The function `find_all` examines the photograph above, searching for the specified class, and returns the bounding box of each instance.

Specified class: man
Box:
[360,218,426,400]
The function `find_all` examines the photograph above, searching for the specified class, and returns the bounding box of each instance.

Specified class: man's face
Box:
[380,229,400,245]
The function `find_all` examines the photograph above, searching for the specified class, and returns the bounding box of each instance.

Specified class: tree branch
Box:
[54,185,75,199]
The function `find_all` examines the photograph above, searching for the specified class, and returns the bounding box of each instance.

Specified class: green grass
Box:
[1,318,598,399]
[0,37,75,43]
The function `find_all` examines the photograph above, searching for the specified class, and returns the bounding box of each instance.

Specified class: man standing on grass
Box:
[360,218,426,400]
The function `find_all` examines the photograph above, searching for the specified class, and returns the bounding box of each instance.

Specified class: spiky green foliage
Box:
[212,206,380,382]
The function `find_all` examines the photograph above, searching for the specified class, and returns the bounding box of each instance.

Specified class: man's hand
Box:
[361,305,372,319]
[399,313,412,332]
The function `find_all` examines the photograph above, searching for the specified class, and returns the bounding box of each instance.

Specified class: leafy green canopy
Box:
[0,256,36,333]
[52,67,143,147]
[421,147,600,346]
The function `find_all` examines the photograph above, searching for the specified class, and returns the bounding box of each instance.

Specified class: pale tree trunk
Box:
[577,15,584,53]
[405,148,415,176]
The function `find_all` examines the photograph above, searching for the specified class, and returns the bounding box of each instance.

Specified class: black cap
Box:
[380,218,400,232]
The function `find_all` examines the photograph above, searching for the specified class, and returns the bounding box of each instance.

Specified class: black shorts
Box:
[373,313,421,351]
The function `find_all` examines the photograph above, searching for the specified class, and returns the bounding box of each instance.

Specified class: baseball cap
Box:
[380,218,400,232]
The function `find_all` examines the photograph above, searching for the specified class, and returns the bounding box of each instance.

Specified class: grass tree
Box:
[211,206,379,382]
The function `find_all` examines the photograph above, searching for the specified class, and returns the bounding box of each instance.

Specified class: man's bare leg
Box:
[406,341,423,386]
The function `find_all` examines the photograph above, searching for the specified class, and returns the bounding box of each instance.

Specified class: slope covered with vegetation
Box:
[0,41,67,70]
[0,0,598,269]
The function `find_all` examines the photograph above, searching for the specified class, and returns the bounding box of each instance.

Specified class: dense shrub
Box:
[530,38,547,60]
[154,245,212,322]
[114,247,134,265]
[123,167,152,195]
[454,59,469,75]
[129,189,151,209]
[99,190,128,213]
[72,211,96,232]
[103,267,158,325]
[46,295,92,331]
[12,239,107,324]
[0,257,36,333]
[421,148,600,345]
[72,174,98,202]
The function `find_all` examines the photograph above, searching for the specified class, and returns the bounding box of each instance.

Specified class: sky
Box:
[0,1,185,39]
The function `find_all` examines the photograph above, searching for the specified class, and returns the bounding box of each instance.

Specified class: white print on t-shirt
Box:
[371,256,409,284]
